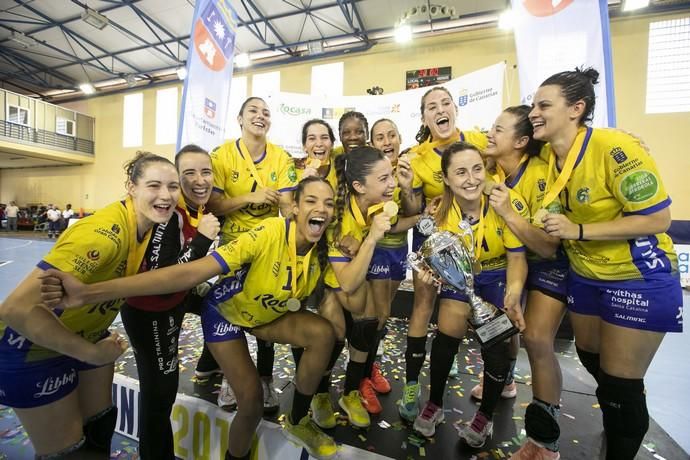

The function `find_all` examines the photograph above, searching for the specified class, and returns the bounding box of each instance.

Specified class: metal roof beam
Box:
[0,45,76,87]
[350,1,369,41]
[126,2,188,52]
[238,0,295,55]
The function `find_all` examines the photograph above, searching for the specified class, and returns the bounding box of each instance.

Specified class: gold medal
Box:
[472,260,483,275]
[483,179,498,196]
[532,208,548,228]
[383,201,399,218]
[306,158,321,169]
[286,298,301,312]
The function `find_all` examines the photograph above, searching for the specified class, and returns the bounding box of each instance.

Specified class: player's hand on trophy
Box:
[503,290,525,331]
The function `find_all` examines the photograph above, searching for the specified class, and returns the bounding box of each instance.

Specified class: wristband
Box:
[578,223,584,241]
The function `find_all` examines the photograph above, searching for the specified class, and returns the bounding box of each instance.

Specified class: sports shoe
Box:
[358,378,382,414]
[217,378,237,411]
[470,374,518,400]
[261,379,280,414]
[459,411,493,448]
[448,355,460,379]
[195,346,222,378]
[413,400,445,437]
[283,414,338,459]
[511,438,561,459]
[398,381,421,422]
[310,393,336,429]
[369,362,391,394]
[338,390,370,427]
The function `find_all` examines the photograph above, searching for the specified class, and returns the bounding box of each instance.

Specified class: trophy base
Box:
[471,312,519,349]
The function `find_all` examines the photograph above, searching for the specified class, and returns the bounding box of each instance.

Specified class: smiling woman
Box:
[0,151,178,459]
[38,176,341,460]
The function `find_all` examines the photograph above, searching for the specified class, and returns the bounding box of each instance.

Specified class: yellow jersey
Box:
[411,129,489,202]
[545,127,677,281]
[211,139,297,244]
[324,198,372,288]
[438,197,525,272]
[207,217,321,328]
[3,200,146,362]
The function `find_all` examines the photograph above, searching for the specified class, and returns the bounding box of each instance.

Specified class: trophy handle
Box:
[407,252,442,284]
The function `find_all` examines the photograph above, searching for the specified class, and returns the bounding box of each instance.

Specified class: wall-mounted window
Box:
[646,17,690,114]
[7,104,29,126]
[56,117,75,137]
[123,93,143,147]
[156,87,178,145]
[311,62,344,98]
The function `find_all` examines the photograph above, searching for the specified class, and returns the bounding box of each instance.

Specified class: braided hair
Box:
[333,146,386,242]
[338,110,369,142]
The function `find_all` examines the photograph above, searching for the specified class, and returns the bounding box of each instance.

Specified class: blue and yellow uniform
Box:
[497,156,569,300]
[437,197,525,307]
[0,199,149,408]
[368,180,408,281]
[546,127,681,332]
[296,160,338,192]
[211,139,297,244]
[201,217,321,341]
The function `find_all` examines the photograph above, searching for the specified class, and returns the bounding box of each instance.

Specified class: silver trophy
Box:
[407,215,518,348]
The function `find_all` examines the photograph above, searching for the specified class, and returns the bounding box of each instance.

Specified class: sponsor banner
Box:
[676,244,690,287]
[112,374,391,460]
[177,0,238,151]
[511,0,616,127]
[265,62,505,157]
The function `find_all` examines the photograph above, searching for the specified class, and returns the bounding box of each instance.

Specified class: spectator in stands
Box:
[46,204,61,238]
[6,201,19,232]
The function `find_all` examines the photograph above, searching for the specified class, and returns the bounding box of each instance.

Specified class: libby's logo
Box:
[34,368,77,398]
[212,322,239,336]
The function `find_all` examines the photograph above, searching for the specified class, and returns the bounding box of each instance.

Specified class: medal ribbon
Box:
[543,127,590,208]
[349,195,388,227]
[494,154,529,184]
[452,196,486,261]
[125,196,153,277]
[177,195,204,228]
[287,220,314,298]
[236,139,266,188]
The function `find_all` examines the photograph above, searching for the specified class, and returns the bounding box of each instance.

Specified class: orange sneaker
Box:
[370,362,391,394]
[358,378,383,414]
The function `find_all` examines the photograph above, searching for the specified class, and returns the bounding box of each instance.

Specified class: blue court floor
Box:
[1,233,688,458]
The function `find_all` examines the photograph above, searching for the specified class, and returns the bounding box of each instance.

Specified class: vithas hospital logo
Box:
[194,2,235,71]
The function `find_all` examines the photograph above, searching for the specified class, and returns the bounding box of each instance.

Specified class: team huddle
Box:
[0,67,682,460]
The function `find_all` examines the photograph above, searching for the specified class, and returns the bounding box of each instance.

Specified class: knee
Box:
[522,331,554,356]
[305,317,336,349]
[236,383,263,421]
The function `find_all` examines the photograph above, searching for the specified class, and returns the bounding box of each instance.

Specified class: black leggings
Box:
[120,302,186,460]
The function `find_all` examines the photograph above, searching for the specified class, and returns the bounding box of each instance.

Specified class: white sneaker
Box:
[262,379,280,413]
[217,378,237,411]
[413,400,445,437]
[459,411,493,448]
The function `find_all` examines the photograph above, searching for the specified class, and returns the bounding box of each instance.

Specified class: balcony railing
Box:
[0,119,94,155]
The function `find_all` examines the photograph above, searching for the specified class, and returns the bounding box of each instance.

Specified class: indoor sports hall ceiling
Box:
[1,0,690,103]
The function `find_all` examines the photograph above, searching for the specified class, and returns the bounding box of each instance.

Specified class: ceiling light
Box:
[176,67,187,80]
[81,8,109,30]
[124,74,137,87]
[307,41,324,55]
[9,31,38,48]
[234,53,251,68]
[394,24,413,43]
[498,10,514,30]
[79,83,95,95]
[623,0,649,11]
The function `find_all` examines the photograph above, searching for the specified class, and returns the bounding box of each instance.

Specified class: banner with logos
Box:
[177,0,237,152]
[511,0,616,127]
[112,374,390,460]
[262,62,505,157]
[676,244,690,287]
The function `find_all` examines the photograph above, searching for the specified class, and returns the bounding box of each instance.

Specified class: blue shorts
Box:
[201,300,246,343]
[567,271,683,333]
[527,259,569,302]
[0,327,103,409]
[367,245,408,281]
[439,269,507,309]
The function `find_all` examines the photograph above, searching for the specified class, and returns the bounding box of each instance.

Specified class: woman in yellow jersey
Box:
[205,96,298,414]
[334,110,369,155]
[533,68,682,460]
[481,106,567,459]
[295,119,338,190]
[41,177,341,460]
[411,142,526,442]
[359,119,411,413]
[0,152,180,459]
[312,146,428,430]
[398,85,489,421]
